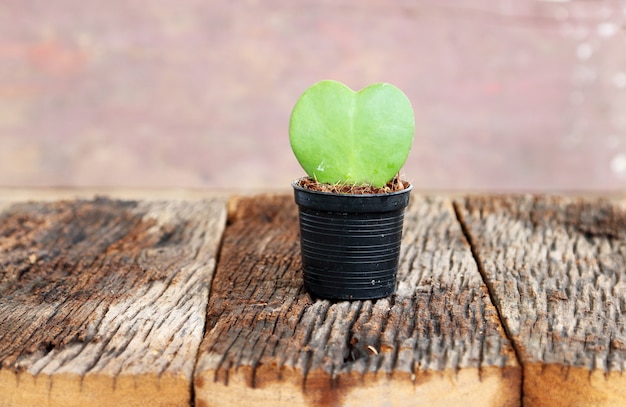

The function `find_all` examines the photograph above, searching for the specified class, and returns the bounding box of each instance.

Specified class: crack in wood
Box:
[453,198,526,405]
[456,195,626,407]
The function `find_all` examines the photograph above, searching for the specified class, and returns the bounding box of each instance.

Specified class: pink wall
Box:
[1,0,625,191]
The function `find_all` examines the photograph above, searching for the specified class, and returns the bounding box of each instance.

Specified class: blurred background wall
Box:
[1,0,625,192]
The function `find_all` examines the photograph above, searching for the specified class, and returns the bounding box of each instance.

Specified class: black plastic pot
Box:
[292,179,412,300]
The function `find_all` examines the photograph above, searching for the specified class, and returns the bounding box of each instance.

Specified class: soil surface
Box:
[296,176,409,194]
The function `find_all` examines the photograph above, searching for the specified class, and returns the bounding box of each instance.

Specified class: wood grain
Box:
[194,195,520,407]
[0,198,226,407]
[456,195,626,407]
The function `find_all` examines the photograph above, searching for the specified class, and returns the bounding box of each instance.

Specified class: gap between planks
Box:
[455,195,626,407]
[452,200,525,407]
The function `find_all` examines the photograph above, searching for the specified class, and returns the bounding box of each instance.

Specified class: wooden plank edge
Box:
[194,365,520,407]
[0,369,190,407]
[523,363,626,407]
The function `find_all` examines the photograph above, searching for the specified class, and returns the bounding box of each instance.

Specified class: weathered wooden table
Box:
[0,193,624,407]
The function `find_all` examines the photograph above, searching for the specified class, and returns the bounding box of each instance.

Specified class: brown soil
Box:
[296,175,410,194]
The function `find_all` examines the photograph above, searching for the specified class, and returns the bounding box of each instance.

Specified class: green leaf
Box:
[289,80,414,188]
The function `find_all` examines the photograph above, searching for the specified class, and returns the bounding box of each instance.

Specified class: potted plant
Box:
[289,80,414,300]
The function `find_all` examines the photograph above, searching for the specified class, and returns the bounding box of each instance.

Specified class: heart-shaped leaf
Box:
[289,80,414,188]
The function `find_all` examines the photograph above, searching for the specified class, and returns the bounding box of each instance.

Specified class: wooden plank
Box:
[0,188,236,203]
[0,201,12,214]
[0,198,227,407]
[194,195,520,407]
[456,196,626,407]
